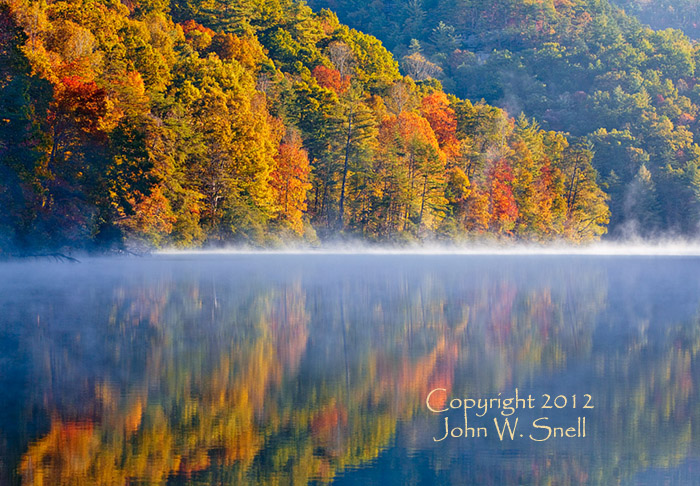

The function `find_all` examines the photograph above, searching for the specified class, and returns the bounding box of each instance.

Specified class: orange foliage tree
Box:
[271,131,312,234]
[420,91,461,162]
[312,65,350,94]
[487,159,518,234]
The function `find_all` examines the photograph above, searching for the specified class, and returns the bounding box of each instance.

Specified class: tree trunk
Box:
[338,107,354,229]
[419,172,428,227]
[566,156,581,215]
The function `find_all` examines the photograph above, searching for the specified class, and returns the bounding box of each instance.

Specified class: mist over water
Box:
[1,253,699,485]
[158,238,700,255]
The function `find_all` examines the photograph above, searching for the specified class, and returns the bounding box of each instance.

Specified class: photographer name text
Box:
[426,388,593,442]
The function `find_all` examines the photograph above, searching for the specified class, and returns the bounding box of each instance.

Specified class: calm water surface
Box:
[0,254,699,485]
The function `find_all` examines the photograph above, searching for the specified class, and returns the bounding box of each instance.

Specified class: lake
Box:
[0,253,699,485]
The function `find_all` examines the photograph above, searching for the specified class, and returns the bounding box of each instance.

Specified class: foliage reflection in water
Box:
[0,254,698,485]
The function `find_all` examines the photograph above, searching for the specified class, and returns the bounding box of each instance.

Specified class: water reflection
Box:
[0,255,698,485]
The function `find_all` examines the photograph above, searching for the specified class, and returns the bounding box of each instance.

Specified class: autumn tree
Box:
[336,86,377,230]
[0,5,51,251]
[271,130,312,234]
[560,140,610,241]
[487,159,518,234]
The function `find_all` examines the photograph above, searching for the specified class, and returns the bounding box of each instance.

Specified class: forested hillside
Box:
[612,0,700,37]
[0,0,612,252]
[308,0,700,237]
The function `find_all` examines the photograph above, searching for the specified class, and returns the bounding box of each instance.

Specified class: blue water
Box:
[0,254,698,485]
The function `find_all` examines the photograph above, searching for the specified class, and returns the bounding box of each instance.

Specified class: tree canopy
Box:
[1,0,617,252]
[308,0,700,238]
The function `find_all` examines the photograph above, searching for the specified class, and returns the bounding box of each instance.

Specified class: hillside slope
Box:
[308,0,700,236]
[0,0,610,252]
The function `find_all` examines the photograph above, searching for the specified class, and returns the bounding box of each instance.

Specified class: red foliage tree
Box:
[52,76,107,135]
[488,159,518,233]
[420,91,460,161]
[312,65,350,94]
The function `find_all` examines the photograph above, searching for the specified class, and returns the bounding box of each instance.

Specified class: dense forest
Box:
[0,0,616,252]
[308,0,700,238]
[13,0,700,250]
[6,0,700,251]
[612,0,700,37]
